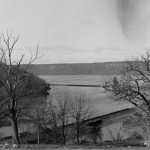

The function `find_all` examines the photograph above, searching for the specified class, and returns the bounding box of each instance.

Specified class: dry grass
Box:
[0,148,150,150]
[0,145,150,150]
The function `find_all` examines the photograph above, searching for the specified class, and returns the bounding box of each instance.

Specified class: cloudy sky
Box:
[0,0,150,64]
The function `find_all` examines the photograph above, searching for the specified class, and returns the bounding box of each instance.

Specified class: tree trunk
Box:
[62,124,66,145]
[37,125,40,144]
[77,127,80,145]
[54,125,58,144]
[10,117,20,145]
[62,131,66,145]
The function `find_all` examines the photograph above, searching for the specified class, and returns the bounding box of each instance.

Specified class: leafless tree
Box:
[55,91,72,145]
[47,91,72,145]
[101,51,150,142]
[47,98,59,144]
[21,98,47,144]
[0,32,50,144]
[70,92,95,145]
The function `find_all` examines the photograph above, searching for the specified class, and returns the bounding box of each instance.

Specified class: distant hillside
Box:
[23,62,125,75]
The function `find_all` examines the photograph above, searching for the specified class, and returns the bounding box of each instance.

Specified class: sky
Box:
[0,0,150,64]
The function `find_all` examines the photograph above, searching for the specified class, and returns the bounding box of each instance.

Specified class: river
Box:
[39,75,133,116]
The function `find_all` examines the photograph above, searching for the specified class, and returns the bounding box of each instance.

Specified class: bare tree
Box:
[47,98,59,144]
[55,91,72,145]
[21,98,47,144]
[70,92,95,145]
[47,91,72,145]
[101,51,150,142]
[0,32,50,144]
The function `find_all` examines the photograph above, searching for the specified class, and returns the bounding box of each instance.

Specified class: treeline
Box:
[23,62,125,75]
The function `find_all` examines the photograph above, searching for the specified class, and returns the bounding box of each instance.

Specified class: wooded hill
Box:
[23,61,125,75]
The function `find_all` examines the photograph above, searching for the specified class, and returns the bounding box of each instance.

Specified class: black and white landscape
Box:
[0,0,150,148]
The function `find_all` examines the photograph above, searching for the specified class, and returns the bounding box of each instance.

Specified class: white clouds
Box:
[0,0,149,63]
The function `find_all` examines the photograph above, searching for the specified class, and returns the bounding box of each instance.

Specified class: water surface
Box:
[40,75,133,116]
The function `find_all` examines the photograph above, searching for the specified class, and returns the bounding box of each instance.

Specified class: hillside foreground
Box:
[0,144,149,150]
[0,147,149,150]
